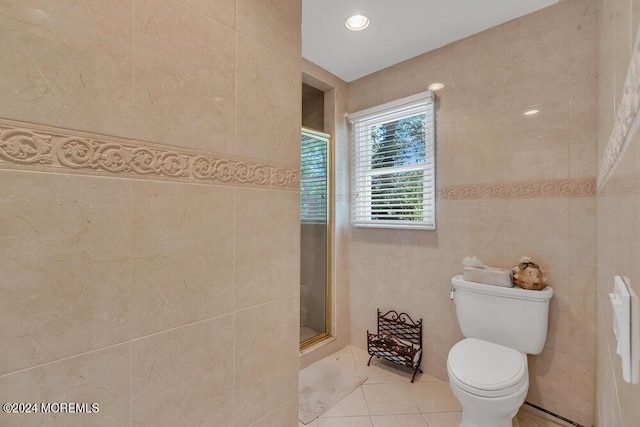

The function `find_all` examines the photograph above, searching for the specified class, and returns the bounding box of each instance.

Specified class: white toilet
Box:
[447,275,553,427]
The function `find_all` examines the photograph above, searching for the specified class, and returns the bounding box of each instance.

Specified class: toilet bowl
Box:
[447,338,528,427]
[448,276,553,427]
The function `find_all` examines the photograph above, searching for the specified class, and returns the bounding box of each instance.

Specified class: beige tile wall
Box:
[302,83,325,131]
[596,0,640,425]
[347,1,598,425]
[0,1,301,426]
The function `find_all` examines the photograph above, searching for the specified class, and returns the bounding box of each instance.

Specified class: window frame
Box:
[348,91,436,230]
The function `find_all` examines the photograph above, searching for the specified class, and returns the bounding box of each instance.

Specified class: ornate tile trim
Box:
[600,175,640,196]
[437,178,596,200]
[0,119,299,190]
[597,29,640,192]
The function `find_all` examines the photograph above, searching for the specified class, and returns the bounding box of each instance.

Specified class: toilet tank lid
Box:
[452,275,553,302]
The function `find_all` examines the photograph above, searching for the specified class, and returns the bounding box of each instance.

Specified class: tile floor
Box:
[300,345,565,427]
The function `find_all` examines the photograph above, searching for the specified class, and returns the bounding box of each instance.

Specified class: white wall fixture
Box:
[609,276,640,384]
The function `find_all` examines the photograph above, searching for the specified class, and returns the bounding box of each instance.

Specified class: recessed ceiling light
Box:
[345,15,370,31]
[523,109,539,116]
[428,83,445,91]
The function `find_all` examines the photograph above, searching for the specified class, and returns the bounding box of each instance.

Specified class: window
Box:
[300,129,329,224]
[349,91,435,229]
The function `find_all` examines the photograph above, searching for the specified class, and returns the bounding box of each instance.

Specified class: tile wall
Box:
[595,0,640,425]
[347,1,598,425]
[0,0,302,426]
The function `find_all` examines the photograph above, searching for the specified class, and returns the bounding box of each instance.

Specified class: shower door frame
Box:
[300,127,333,350]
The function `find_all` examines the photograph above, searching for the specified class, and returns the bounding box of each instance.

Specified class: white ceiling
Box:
[302,0,559,82]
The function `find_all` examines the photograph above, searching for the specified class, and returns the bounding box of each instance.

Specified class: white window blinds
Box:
[301,130,329,224]
[349,91,435,230]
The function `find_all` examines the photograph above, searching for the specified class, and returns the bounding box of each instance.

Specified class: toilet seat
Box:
[447,338,528,398]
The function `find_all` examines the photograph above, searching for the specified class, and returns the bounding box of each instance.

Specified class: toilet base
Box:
[448,369,528,427]
[460,407,518,427]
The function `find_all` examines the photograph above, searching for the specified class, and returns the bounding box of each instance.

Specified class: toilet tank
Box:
[451,275,553,354]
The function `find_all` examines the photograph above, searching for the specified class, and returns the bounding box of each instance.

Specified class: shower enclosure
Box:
[300,128,332,348]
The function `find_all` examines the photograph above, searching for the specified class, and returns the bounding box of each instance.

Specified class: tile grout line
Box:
[232,187,237,419]
[128,151,134,427]
[234,0,238,158]
[251,397,294,426]
[2,282,297,381]
[129,0,135,410]
[0,305,252,380]
[129,1,134,424]
[176,0,236,32]
[131,0,135,141]
[502,21,507,189]
[362,383,374,426]
[504,190,508,271]
[234,23,300,65]
[401,380,421,416]
[358,369,373,422]
[235,291,301,313]
[0,339,133,380]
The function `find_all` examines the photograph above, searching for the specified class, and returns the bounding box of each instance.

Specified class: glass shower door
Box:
[300,128,332,348]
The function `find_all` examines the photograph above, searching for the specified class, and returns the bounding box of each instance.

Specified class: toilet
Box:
[447,275,553,427]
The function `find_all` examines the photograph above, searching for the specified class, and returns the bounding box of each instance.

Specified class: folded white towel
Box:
[391,336,422,367]
[462,256,488,269]
[463,266,513,287]
[462,256,513,287]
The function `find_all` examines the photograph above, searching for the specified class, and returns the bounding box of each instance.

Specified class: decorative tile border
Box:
[599,175,640,196]
[437,178,596,200]
[0,119,299,190]
[597,28,640,192]
[0,118,599,200]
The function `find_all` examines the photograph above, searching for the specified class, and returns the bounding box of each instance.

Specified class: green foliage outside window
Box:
[301,133,328,223]
[370,115,426,221]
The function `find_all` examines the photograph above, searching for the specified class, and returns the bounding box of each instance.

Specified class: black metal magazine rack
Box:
[367,309,423,383]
